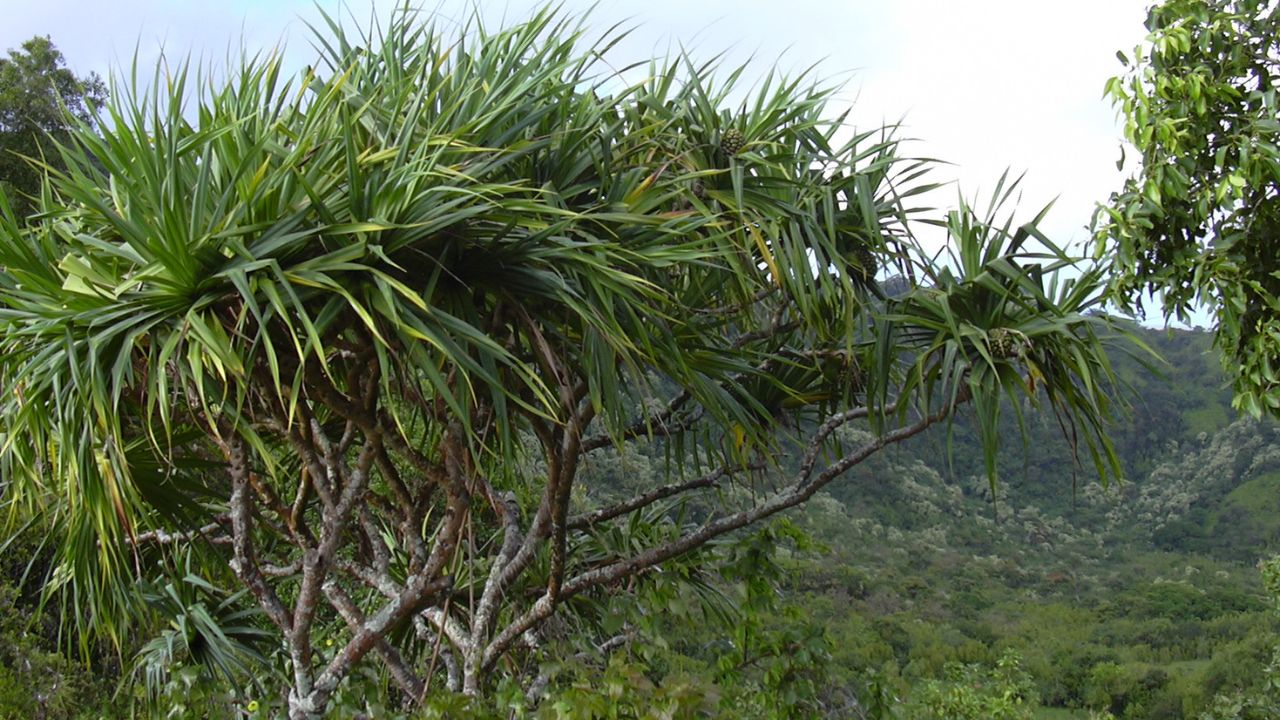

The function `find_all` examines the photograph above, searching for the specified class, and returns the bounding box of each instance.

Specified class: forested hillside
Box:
[770,325,1280,718]
[537,323,1277,720]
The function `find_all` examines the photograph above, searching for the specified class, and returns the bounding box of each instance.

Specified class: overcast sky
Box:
[2,0,1166,307]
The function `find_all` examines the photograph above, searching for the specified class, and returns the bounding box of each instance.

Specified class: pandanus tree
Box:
[0,6,1123,717]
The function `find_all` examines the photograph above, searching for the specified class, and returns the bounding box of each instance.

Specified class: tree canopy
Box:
[0,7,1125,717]
[0,35,105,211]
[1097,0,1280,416]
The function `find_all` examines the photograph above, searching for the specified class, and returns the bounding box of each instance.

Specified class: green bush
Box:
[0,583,111,719]
[908,649,1037,720]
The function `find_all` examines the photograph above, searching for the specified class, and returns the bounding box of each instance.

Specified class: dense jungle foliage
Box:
[0,324,1273,719]
[1,4,1278,718]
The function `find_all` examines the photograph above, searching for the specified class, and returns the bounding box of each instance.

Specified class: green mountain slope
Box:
[771,324,1280,719]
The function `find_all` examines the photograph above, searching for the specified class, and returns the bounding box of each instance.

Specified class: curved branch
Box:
[567,462,761,531]
[482,400,957,670]
[223,434,293,634]
[324,582,425,702]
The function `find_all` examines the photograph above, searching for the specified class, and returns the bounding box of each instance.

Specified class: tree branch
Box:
[482,400,958,670]
[323,581,425,703]
[223,435,293,636]
[567,462,762,531]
